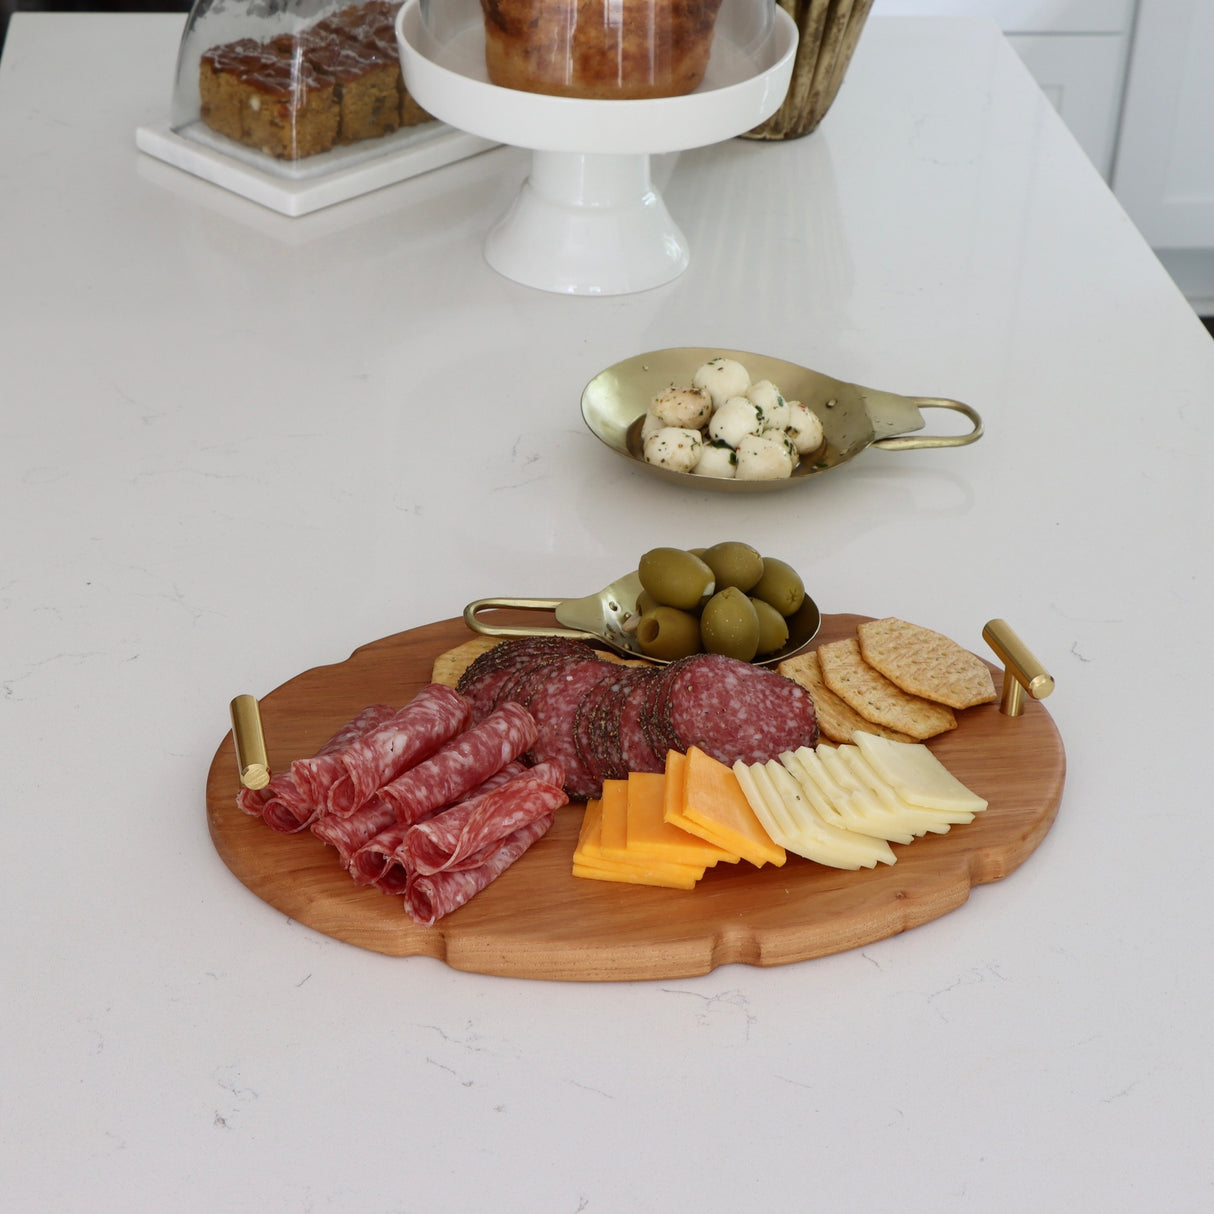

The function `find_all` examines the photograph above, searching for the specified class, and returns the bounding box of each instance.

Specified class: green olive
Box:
[700,541,765,593]
[700,587,760,662]
[635,606,702,661]
[637,547,715,611]
[635,589,659,616]
[750,557,806,617]
[750,597,790,655]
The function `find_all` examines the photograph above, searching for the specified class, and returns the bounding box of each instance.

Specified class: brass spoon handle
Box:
[982,619,1055,716]
[230,694,271,790]
[463,597,597,641]
[871,399,984,450]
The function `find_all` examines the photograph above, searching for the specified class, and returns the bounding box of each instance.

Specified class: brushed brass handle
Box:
[871,399,984,450]
[230,694,271,789]
[982,619,1055,717]
[463,597,594,641]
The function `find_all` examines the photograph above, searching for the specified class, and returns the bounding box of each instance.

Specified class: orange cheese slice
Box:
[620,770,738,867]
[678,746,786,868]
[573,787,705,890]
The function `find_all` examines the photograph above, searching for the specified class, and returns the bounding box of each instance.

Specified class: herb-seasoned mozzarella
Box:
[785,401,825,454]
[643,426,703,472]
[691,357,750,409]
[709,396,764,448]
[735,432,797,480]
[650,385,713,430]
[746,380,790,432]
[693,444,737,479]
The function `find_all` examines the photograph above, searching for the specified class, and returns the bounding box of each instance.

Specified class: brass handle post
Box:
[982,619,1055,717]
[230,694,271,789]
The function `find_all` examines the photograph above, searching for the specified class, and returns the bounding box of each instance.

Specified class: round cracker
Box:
[856,617,996,710]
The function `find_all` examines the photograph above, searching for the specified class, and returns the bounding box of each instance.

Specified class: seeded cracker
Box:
[856,617,997,709]
[816,638,957,740]
[778,650,917,744]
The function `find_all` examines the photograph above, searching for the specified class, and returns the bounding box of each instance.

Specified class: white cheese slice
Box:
[836,746,972,831]
[853,731,989,814]
[762,761,896,869]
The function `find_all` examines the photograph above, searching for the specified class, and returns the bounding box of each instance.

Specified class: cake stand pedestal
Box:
[396,0,798,295]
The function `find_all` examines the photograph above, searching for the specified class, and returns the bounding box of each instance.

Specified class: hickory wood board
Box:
[206,612,1066,981]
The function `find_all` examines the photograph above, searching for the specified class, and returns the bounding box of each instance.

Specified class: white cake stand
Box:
[396,0,798,295]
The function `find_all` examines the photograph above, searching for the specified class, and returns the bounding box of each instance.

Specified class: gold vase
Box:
[745,0,875,140]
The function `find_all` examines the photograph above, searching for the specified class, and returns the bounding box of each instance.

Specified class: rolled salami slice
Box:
[321,684,473,817]
[404,767,567,876]
[239,703,397,833]
[311,801,396,866]
[404,812,555,927]
[366,700,539,826]
[659,652,818,765]
[349,761,529,892]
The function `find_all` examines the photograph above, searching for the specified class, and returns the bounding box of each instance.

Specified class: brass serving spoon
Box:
[581,347,983,492]
[465,570,822,667]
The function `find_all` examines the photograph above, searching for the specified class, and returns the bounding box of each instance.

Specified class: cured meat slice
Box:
[238,703,396,833]
[311,801,396,866]
[365,700,539,825]
[616,665,666,775]
[658,652,818,765]
[456,637,597,720]
[349,760,529,892]
[403,767,567,876]
[319,684,472,817]
[523,657,619,799]
[404,812,555,927]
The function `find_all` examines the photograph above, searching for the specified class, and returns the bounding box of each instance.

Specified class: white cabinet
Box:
[871,1,1136,178]
[1111,0,1214,310]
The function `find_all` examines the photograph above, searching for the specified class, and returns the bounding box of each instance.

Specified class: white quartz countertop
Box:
[2,11,1212,1212]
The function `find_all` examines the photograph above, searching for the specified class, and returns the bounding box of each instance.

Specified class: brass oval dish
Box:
[465,570,822,668]
[580,347,983,492]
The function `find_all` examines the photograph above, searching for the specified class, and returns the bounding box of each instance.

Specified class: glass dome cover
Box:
[171,0,432,163]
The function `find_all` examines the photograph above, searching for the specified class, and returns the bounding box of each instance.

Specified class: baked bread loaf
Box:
[199,1,431,160]
[480,0,725,100]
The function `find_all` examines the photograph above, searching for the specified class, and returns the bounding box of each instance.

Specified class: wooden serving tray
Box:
[205,613,1065,981]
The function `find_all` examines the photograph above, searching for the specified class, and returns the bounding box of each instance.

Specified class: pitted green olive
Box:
[750,597,790,654]
[700,587,760,662]
[637,547,715,611]
[750,557,806,617]
[635,606,702,661]
[701,541,765,593]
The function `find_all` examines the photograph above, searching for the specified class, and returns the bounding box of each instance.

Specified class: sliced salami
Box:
[403,768,567,876]
[404,812,555,927]
[310,801,396,866]
[240,703,397,833]
[658,652,818,765]
[365,700,539,825]
[321,684,472,817]
[524,657,619,799]
[348,760,529,891]
[456,637,596,720]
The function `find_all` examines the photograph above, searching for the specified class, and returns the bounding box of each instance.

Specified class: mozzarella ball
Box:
[691,357,751,409]
[693,444,737,479]
[708,396,764,448]
[650,385,713,430]
[785,400,825,454]
[643,426,703,473]
[640,410,667,443]
[735,432,796,480]
[745,380,790,432]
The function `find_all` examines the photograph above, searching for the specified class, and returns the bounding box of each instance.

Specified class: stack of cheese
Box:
[733,731,988,870]
[573,747,786,888]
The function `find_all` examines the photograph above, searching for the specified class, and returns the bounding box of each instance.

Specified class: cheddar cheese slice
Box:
[573,789,705,890]
[680,747,785,868]
[624,770,738,867]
